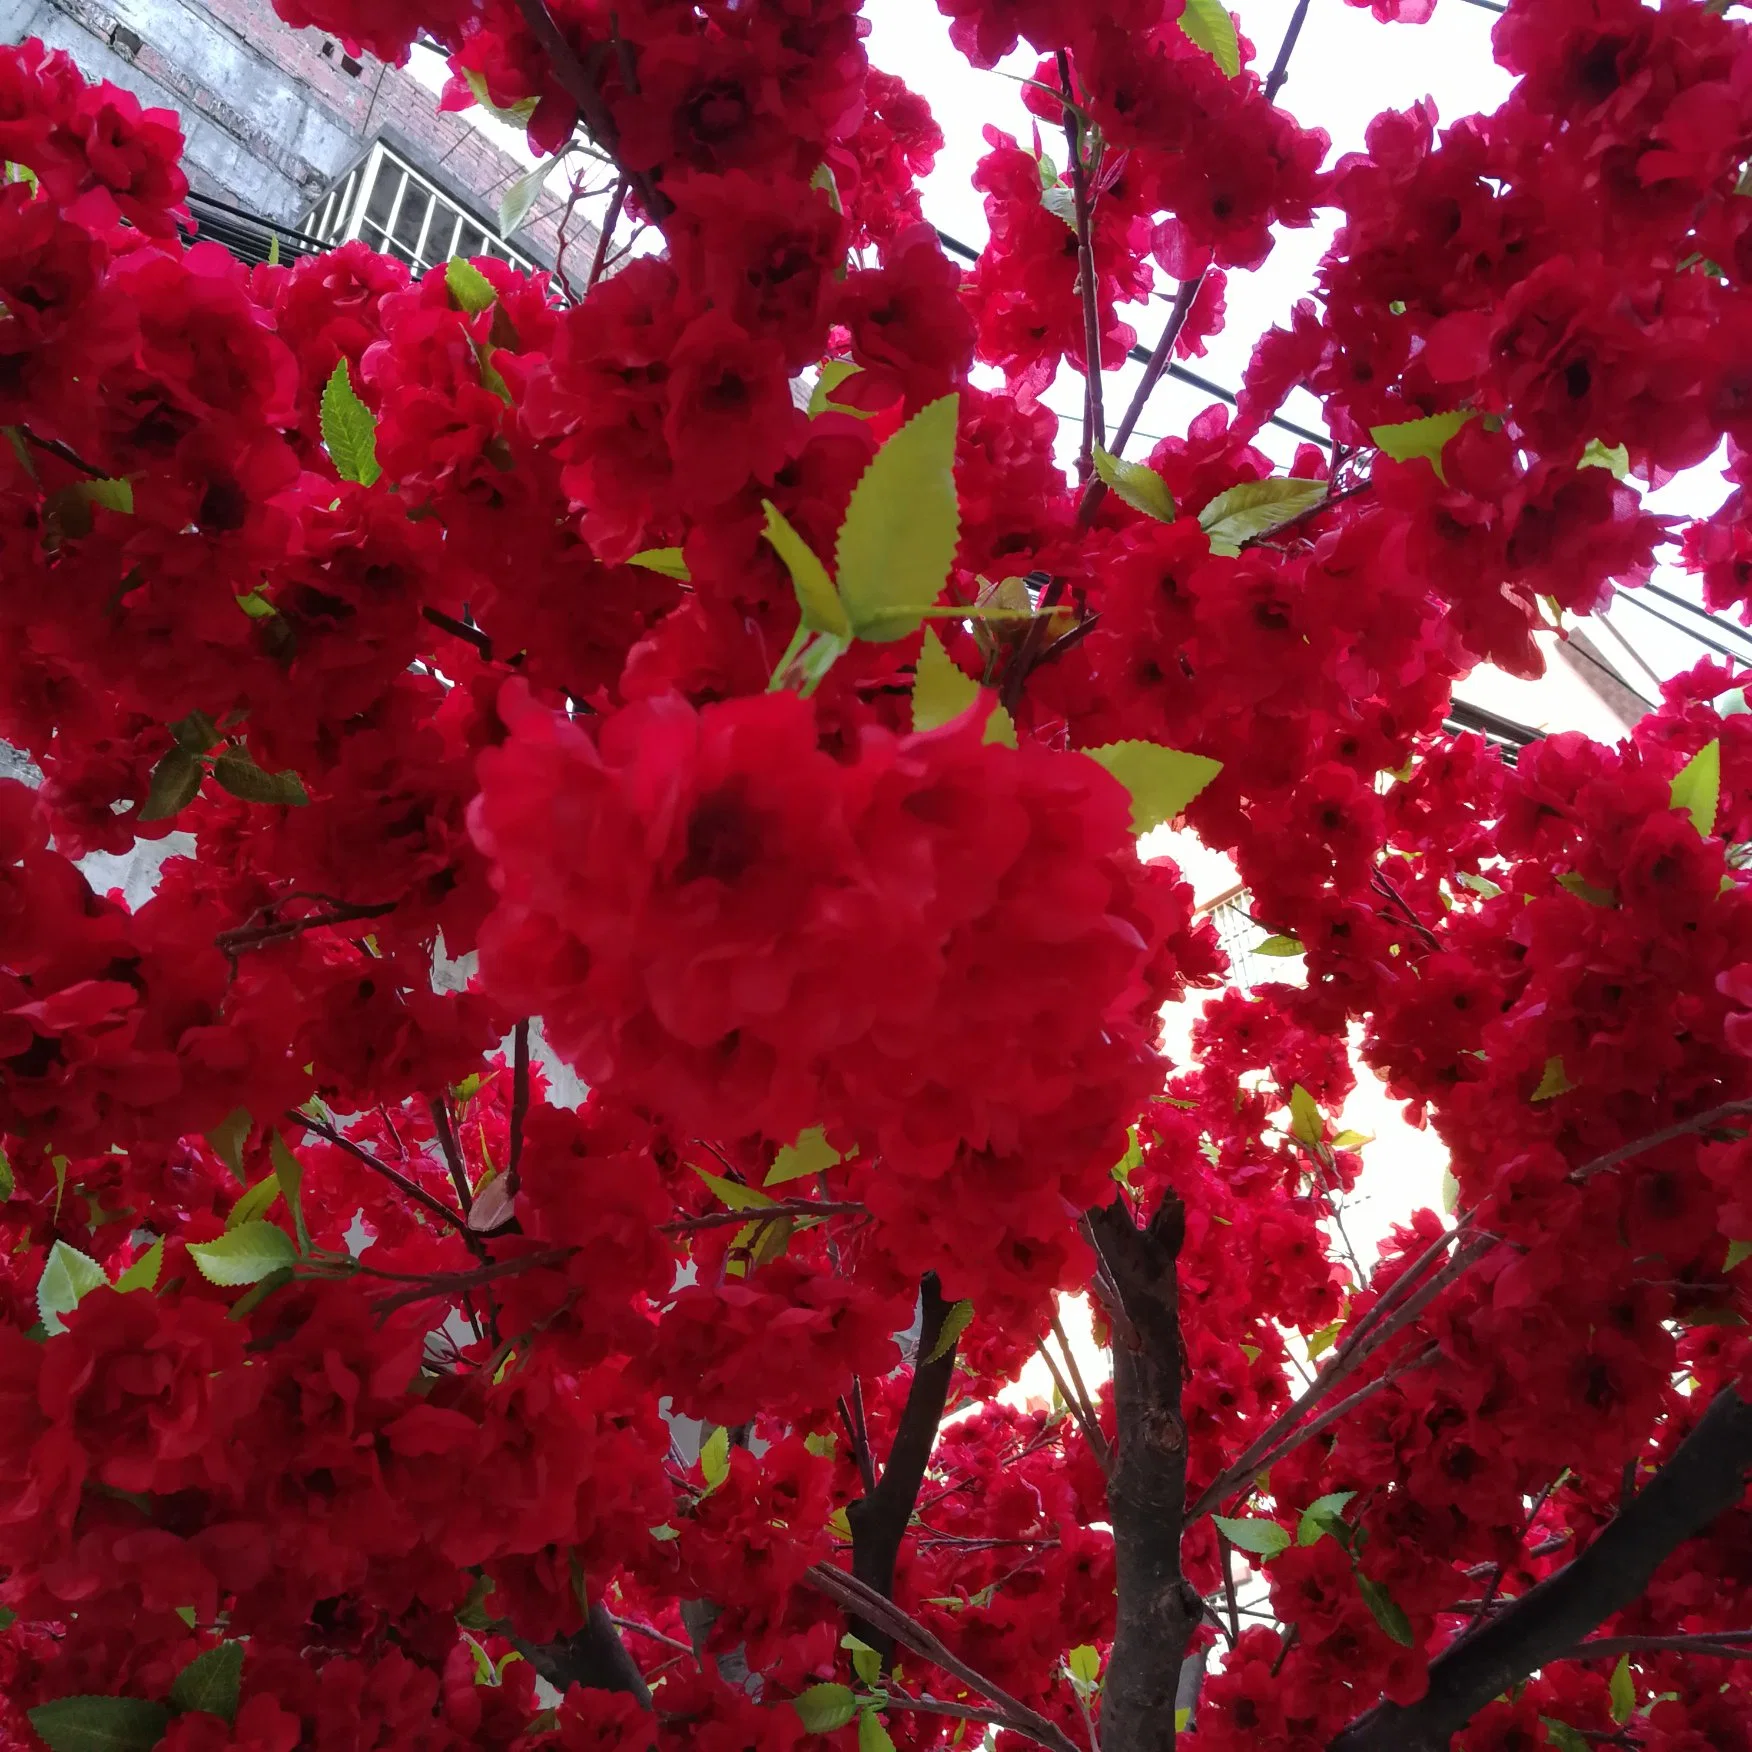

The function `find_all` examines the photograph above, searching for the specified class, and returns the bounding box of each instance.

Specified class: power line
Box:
[1617,589,1752,666]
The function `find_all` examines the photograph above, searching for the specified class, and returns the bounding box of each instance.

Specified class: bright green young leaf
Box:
[805,1430,838,1458]
[911,626,981,733]
[170,1643,243,1722]
[835,394,961,642]
[266,229,280,267]
[1040,182,1078,230]
[78,477,133,515]
[628,548,690,581]
[1331,1130,1370,1151]
[1579,439,1630,478]
[269,1133,310,1255]
[808,359,869,418]
[1671,739,1721,837]
[766,1127,842,1187]
[320,359,382,488]
[1370,410,1474,483]
[207,1108,251,1181]
[114,1238,163,1295]
[693,1165,775,1211]
[1177,0,1240,76]
[1531,1056,1575,1102]
[1081,740,1222,834]
[1092,445,1176,523]
[1540,1720,1592,1752]
[1555,872,1615,906]
[648,1524,680,1542]
[842,1634,882,1684]
[497,155,556,238]
[1288,1083,1323,1147]
[1065,1645,1102,1689]
[925,1298,974,1364]
[1296,1490,1357,1547]
[1608,1653,1635,1725]
[792,1684,859,1734]
[1305,1319,1341,1361]
[769,628,848,699]
[1256,934,1304,957]
[1212,1514,1291,1560]
[1442,1166,1461,1215]
[444,257,497,314]
[858,1710,896,1752]
[699,1424,731,1489]
[1727,1239,1752,1272]
[226,1171,281,1232]
[27,1697,170,1752]
[1198,478,1326,555]
[38,1240,108,1335]
[211,750,308,807]
[0,1146,12,1202]
[1457,872,1504,899]
[763,501,850,639]
[225,1264,293,1322]
[139,747,203,822]
[810,160,842,212]
[188,1221,297,1287]
[1174,1708,1191,1734]
[462,66,538,126]
[1356,1574,1415,1646]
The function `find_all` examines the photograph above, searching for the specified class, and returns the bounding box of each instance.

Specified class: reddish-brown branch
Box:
[1570,1100,1752,1184]
[1057,50,1105,480]
[587,174,628,293]
[217,899,397,954]
[292,1110,468,1235]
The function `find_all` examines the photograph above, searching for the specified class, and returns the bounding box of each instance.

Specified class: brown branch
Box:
[1570,1100,1752,1184]
[507,1019,530,1198]
[1561,1632,1752,1662]
[1039,1325,1111,1474]
[292,1109,468,1234]
[1330,1389,1752,1752]
[1263,0,1315,104]
[610,1615,694,1656]
[421,605,494,658]
[1057,50,1105,479]
[520,1600,651,1704]
[216,899,397,954]
[428,1094,474,1217]
[587,174,628,293]
[366,1245,572,1312]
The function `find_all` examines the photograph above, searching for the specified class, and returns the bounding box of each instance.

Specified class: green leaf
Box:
[1197,478,1326,555]
[858,1710,896,1752]
[226,1171,282,1231]
[843,1635,881,1685]
[808,359,869,419]
[770,629,848,698]
[793,1684,859,1733]
[139,747,203,821]
[207,1108,251,1181]
[1671,739,1721,838]
[648,1524,680,1542]
[628,548,690,581]
[1177,0,1240,76]
[1212,1514,1291,1560]
[462,66,538,126]
[1531,1056,1575,1102]
[1305,1319,1341,1361]
[699,1425,730,1489]
[211,750,308,807]
[1608,1653,1635,1725]
[170,711,219,753]
[692,1165,774,1212]
[1555,872,1615,906]
[188,1221,296,1287]
[1442,1166,1461,1215]
[1288,1083,1323,1147]
[27,1698,170,1752]
[38,1240,108,1335]
[320,360,382,488]
[835,394,962,642]
[1540,1721,1591,1752]
[1579,439,1630,478]
[1065,1645,1102,1689]
[763,501,851,639]
[1331,1130,1369,1151]
[925,1298,973,1365]
[767,1127,842,1187]
[1727,1240,1752,1272]
[269,1133,310,1255]
[1040,183,1078,229]
[1092,445,1175,523]
[445,257,498,315]
[1256,934,1304,957]
[805,1430,838,1458]
[1081,741,1222,834]
[1356,1574,1415,1646]
[1174,1708,1191,1733]
[1457,872,1503,899]
[810,161,842,213]
[1370,410,1475,484]
[911,626,981,734]
[266,229,280,268]
[0,1146,13,1202]
[170,1643,243,1722]
[77,477,133,515]
[497,156,556,238]
[114,1238,162,1294]
[1297,1490,1357,1546]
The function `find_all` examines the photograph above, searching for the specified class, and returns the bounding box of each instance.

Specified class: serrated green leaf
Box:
[835,394,961,642]
[1671,739,1721,838]
[843,1635,881,1684]
[648,1523,680,1541]
[223,1263,293,1321]
[497,155,556,238]
[1040,183,1077,229]
[1296,1491,1357,1546]
[207,1108,251,1181]
[1540,1720,1591,1752]
[1457,872,1503,899]
[1092,445,1175,523]
[1198,478,1325,555]
[1178,0,1240,76]
[1728,1240,1752,1272]
[699,1424,730,1489]
[1608,1653,1634,1725]
[1256,934,1304,957]
[188,1221,296,1287]
[764,501,851,640]
[1579,438,1630,478]
[793,1683,859,1733]
[320,360,381,488]
[1082,740,1221,834]
[1213,1514,1291,1559]
[1370,410,1474,484]
[858,1709,896,1752]
[226,1171,281,1232]
[114,1238,162,1295]
[1288,1083,1323,1147]
[1305,1319,1341,1361]
[628,548,690,581]
[925,1298,973,1365]
[268,1133,309,1255]
[692,1165,774,1211]
[1531,1056,1574,1102]
[912,626,981,734]
[170,711,219,753]
[211,750,308,807]
[78,477,133,515]
[1356,1573,1414,1646]
[170,1642,243,1722]
[767,1127,841,1187]
[27,1697,170,1752]
[808,359,869,419]
[139,747,203,821]
[1065,1645,1102,1688]
[445,256,498,315]
[38,1240,108,1335]
[1555,872,1615,906]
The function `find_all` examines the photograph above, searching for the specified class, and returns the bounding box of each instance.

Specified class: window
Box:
[302,142,536,279]
[340,54,363,76]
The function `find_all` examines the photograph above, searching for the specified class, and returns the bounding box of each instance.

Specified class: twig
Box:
[839,1390,879,1496]
[216,898,396,954]
[1570,1100,1752,1183]
[1057,50,1105,478]
[368,1246,573,1312]
[1218,1530,1241,1643]
[507,1020,530,1197]
[1561,1633,1752,1661]
[1039,1319,1111,1473]
[661,1200,866,1232]
[1467,1473,1562,1633]
[428,1094,474,1217]
[421,606,494,658]
[1263,0,1315,103]
[609,1615,693,1656]
[586,174,628,294]
[292,1109,467,1234]
[1050,1309,1111,1470]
